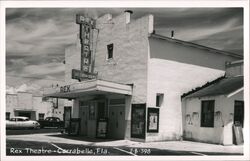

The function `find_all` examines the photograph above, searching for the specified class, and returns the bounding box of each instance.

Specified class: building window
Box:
[39,113,45,120]
[234,101,244,127]
[156,93,164,107]
[107,43,113,59]
[201,100,215,127]
[6,112,10,120]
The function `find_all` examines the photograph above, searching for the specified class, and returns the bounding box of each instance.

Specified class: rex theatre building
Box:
[44,11,242,142]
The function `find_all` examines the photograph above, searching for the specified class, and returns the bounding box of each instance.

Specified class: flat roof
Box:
[182,76,243,98]
[149,34,243,59]
[43,79,133,99]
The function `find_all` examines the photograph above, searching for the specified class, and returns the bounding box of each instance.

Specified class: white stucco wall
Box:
[94,13,153,104]
[33,96,51,119]
[146,58,226,142]
[17,92,33,110]
[6,94,17,118]
[183,91,243,145]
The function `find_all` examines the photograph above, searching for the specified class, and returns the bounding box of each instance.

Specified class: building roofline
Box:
[181,75,226,99]
[226,59,243,67]
[15,91,33,94]
[227,87,244,98]
[6,93,17,96]
[6,91,41,96]
[33,95,43,97]
[228,59,244,64]
[181,75,243,99]
[149,34,243,59]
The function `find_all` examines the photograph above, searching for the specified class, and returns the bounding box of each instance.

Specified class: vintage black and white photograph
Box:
[1,1,249,160]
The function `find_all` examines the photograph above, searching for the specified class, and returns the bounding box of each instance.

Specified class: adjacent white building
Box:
[182,60,244,145]
[6,92,64,120]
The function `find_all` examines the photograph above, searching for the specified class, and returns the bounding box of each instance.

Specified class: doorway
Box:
[234,101,244,127]
[64,106,72,131]
[109,105,125,139]
[15,111,36,120]
[97,101,106,119]
[18,112,31,118]
[79,100,107,138]
[79,101,88,136]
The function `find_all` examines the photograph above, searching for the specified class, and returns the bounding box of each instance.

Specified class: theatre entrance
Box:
[79,98,126,139]
[79,100,107,138]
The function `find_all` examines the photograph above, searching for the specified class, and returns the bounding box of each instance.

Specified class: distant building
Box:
[44,11,243,142]
[6,92,64,120]
[182,60,244,145]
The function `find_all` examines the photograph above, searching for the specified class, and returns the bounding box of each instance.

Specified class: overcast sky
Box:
[6,8,243,94]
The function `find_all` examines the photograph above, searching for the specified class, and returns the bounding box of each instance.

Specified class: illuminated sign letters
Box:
[72,14,97,81]
[77,14,94,73]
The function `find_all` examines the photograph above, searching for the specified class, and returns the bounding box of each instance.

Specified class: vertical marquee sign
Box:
[72,14,97,81]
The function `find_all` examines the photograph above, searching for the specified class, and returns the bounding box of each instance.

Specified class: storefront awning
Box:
[43,79,133,99]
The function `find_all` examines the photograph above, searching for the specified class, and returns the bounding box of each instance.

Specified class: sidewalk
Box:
[6,132,243,154]
[127,140,243,154]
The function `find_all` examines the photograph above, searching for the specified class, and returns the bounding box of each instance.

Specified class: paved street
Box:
[6,129,243,156]
[6,128,62,135]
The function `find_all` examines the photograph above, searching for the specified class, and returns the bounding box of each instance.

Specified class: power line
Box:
[6,74,64,81]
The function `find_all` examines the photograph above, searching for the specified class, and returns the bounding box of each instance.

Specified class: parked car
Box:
[38,117,64,128]
[6,116,40,129]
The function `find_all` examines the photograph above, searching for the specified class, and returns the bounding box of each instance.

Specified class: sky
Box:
[5,8,243,95]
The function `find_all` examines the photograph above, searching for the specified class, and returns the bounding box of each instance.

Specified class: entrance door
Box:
[64,106,72,131]
[87,102,97,138]
[97,101,105,119]
[109,106,125,139]
[79,104,88,136]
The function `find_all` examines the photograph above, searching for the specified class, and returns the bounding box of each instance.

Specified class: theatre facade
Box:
[43,11,243,142]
